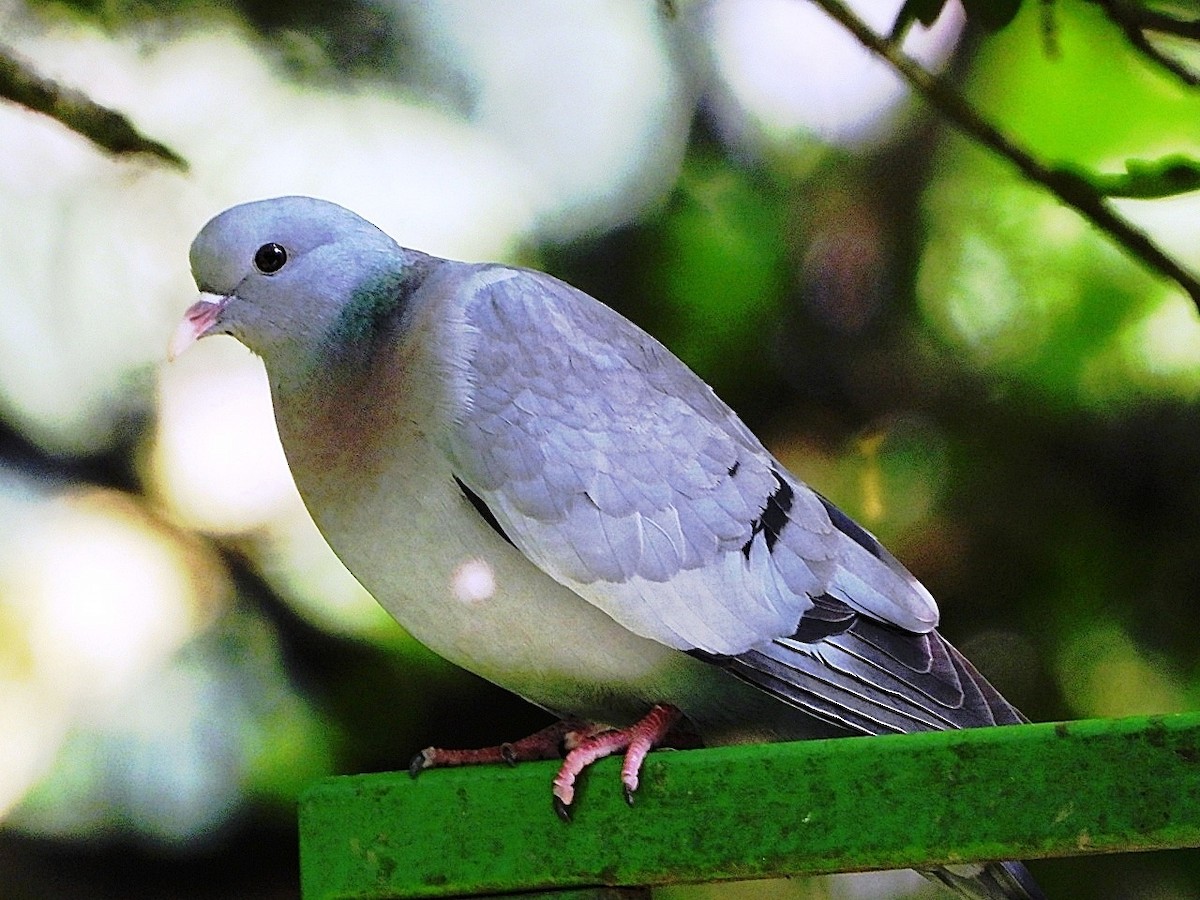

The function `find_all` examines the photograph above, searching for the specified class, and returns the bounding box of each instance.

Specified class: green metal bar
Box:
[299,712,1200,899]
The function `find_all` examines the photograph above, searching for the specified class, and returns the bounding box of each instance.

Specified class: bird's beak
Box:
[169,292,229,361]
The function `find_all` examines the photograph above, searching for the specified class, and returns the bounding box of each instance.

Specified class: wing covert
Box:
[443,266,938,655]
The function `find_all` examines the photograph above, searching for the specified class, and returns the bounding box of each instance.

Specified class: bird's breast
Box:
[271,358,686,723]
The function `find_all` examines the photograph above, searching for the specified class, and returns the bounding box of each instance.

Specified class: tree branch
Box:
[0,43,187,171]
[805,0,1200,312]
[1089,0,1200,86]
[1094,0,1200,40]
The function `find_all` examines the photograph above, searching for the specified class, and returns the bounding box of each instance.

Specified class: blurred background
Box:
[1,0,1198,896]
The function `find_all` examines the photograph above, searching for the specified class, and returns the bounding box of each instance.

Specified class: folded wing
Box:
[444,265,1017,732]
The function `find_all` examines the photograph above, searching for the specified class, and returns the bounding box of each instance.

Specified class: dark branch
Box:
[809,0,1200,312]
[0,43,188,170]
[1090,0,1200,85]
[1095,0,1200,40]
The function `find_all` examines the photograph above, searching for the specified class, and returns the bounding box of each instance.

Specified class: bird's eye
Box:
[253,242,288,274]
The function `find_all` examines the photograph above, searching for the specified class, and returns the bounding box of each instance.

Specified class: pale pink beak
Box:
[168,293,228,361]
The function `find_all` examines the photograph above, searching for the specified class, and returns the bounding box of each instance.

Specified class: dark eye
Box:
[253,242,288,274]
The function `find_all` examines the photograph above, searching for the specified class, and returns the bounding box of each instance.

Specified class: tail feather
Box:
[710,608,1027,738]
[922,861,1046,900]
[690,595,1044,899]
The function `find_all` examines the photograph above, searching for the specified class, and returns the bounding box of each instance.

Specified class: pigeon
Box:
[173,196,1045,899]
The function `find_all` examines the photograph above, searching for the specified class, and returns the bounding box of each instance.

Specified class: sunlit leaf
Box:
[1071,153,1200,199]
[916,0,1200,410]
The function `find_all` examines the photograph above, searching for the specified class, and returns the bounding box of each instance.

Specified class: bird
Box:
[172,196,1045,899]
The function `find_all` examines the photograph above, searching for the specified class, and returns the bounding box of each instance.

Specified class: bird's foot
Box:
[409,718,581,777]
[409,705,689,821]
[551,703,682,821]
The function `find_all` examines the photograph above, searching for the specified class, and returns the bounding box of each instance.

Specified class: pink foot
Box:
[551,704,683,821]
[409,719,581,776]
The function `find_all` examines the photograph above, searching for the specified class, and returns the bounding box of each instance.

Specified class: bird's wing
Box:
[698,592,1027,733]
[444,266,939,659]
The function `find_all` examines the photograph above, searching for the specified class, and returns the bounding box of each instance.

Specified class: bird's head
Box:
[172,196,412,373]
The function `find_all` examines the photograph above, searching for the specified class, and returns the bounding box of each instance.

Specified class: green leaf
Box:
[1063,154,1200,199]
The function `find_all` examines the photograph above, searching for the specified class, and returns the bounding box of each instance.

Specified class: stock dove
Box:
[173,196,1043,899]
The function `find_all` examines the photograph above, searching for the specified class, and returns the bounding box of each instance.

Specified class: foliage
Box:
[0,1,1198,898]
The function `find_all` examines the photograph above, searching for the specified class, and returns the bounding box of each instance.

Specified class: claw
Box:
[409,749,434,778]
[412,707,684,820]
[553,795,573,823]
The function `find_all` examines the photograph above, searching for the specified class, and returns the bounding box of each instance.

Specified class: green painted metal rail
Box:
[299,712,1200,898]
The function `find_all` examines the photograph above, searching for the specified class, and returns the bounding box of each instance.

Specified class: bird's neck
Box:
[268,286,452,519]
[266,253,434,397]
[322,258,432,367]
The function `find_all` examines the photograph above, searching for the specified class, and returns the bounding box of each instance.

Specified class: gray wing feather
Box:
[445,265,939,655]
[708,595,1027,734]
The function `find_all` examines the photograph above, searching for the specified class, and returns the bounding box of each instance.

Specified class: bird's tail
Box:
[921,861,1046,899]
